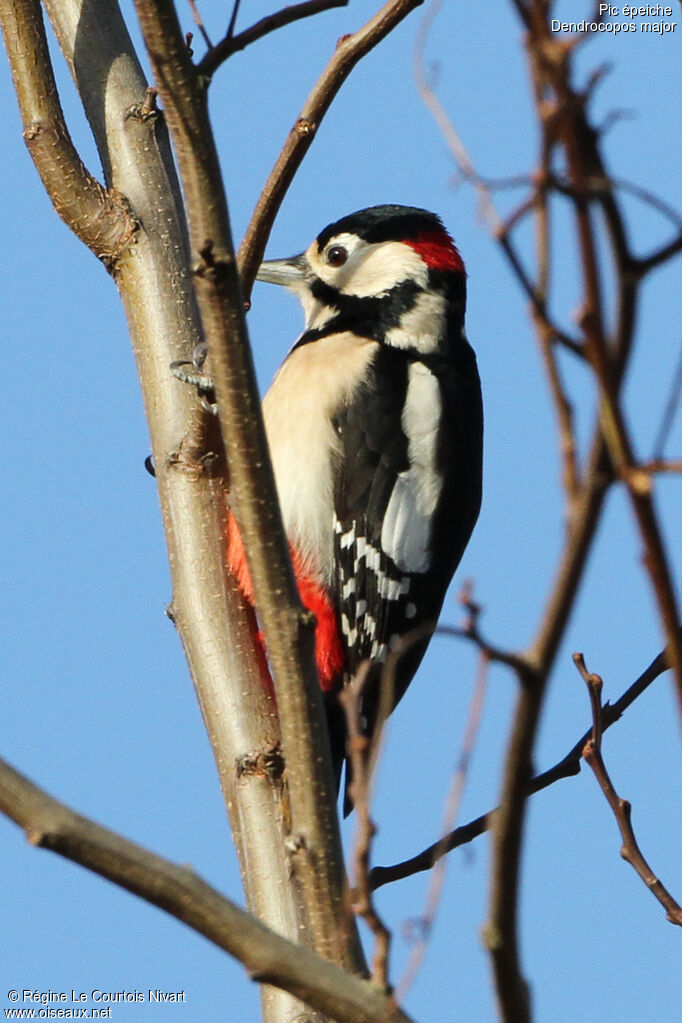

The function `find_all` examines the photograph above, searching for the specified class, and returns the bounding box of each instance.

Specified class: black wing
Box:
[330,342,482,770]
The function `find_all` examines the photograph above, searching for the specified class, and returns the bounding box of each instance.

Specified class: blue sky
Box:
[1,1,681,1020]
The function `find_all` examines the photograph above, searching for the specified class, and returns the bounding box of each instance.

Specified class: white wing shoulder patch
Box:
[380,361,443,573]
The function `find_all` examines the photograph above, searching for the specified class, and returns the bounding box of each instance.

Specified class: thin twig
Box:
[460,171,533,193]
[369,642,672,891]
[537,314,581,498]
[415,9,583,361]
[187,0,213,51]
[413,0,501,234]
[340,666,392,993]
[226,0,241,40]
[652,344,682,461]
[395,650,488,1003]
[237,0,424,295]
[611,178,682,230]
[413,3,681,1018]
[545,15,682,720]
[635,231,682,275]
[435,582,529,673]
[498,228,586,357]
[533,136,581,499]
[436,625,524,673]
[550,174,682,233]
[573,654,682,927]
[198,0,349,79]
[641,458,682,476]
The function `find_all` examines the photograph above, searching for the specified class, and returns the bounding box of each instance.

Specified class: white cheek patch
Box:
[383,289,447,354]
[381,362,443,573]
[310,237,430,298]
[341,242,429,297]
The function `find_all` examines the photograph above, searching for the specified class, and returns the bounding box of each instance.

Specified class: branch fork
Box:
[574,652,682,927]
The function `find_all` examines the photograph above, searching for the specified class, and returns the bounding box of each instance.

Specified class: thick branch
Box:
[22,2,321,1019]
[0,0,135,265]
[133,0,358,972]
[0,757,413,1023]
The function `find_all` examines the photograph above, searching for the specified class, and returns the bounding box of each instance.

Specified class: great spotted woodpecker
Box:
[228,204,483,806]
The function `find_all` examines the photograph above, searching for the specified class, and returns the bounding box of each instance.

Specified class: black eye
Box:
[326,245,348,267]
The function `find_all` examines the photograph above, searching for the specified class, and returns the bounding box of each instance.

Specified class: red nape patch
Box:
[227,513,344,693]
[406,230,465,274]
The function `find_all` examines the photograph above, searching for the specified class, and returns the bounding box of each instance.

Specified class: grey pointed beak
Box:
[256,253,307,287]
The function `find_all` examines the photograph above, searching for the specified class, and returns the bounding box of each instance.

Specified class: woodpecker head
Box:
[257,205,467,355]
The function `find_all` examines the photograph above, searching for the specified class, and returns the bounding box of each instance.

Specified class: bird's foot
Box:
[170,359,217,414]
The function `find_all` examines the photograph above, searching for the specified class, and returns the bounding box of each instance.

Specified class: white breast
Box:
[262,333,379,584]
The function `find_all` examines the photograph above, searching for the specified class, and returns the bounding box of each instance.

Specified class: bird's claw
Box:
[170,359,218,414]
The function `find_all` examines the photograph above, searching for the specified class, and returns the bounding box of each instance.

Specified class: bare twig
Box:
[225,0,241,39]
[537,314,581,499]
[482,1,682,1007]
[198,0,349,78]
[187,0,424,459]
[532,124,581,499]
[498,227,586,357]
[413,11,624,1017]
[395,650,488,1003]
[413,0,500,234]
[509,0,532,30]
[535,12,682,719]
[641,458,682,476]
[187,0,213,51]
[652,343,682,461]
[0,757,414,1023]
[635,231,682,275]
[435,583,528,673]
[369,642,673,891]
[238,0,424,294]
[573,654,682,927]
[340,666,392,992]
[483,663,536,1023]
[415,0,585,369]
[550,174,682,234]
[436,624,524,673]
